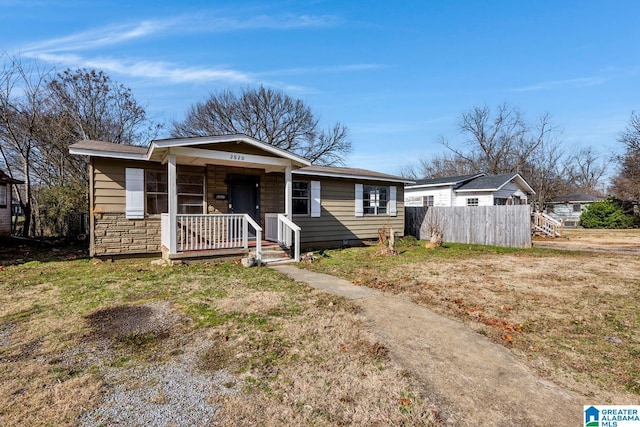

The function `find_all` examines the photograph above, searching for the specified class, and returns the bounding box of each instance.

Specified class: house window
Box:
[364,185,388,215]
[292,181,309,215]
[145,171,204,215]
[146,171,168,214]
[467,197,479,207]
[177,174,205,214]
[0,184,6,208]
[546,204,555,213]
[423,195,434,207]
[573,203,581,212]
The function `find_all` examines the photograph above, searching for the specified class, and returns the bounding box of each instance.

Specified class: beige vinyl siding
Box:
[294,177,405,246]
[93,158,160,213]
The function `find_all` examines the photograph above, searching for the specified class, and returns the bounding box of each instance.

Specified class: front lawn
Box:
[302,239,640,403]
[0,258,438,426]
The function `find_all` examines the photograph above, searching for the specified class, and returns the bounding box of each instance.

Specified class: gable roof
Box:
[456,173,535,194]
[69,140,148,159]
[0,169,23,185]
[407,173,485,189]
[294,165,414,184]
[547,193,605,203]
[69,134,311,166]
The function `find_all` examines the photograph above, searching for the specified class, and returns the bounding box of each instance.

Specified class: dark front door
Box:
[228,175,260,237]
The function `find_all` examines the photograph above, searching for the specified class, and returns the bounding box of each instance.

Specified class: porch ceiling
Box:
[173,154,287,172]
[153,146,294,173]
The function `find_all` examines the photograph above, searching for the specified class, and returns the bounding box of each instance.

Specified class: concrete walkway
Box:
[271,264,584,427]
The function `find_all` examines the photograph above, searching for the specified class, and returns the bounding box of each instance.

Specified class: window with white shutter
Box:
[311,180,321,217]
[355,183,363,217]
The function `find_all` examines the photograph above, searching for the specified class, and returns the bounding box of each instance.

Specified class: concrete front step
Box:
[251,245,292,264]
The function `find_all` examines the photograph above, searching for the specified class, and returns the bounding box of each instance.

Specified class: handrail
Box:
[532,212,562,237]
[244,214,263,262]
[277,214,301,262]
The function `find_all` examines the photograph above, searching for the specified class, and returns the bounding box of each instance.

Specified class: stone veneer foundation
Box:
[93,212,161,256]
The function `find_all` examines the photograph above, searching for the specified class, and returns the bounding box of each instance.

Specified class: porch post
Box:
[168,153,177,254]
[284,164,292,217]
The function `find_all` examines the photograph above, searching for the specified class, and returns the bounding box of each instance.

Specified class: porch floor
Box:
[164,240,289,264]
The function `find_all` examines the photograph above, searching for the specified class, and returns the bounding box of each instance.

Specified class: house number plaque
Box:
[229,154,245,161]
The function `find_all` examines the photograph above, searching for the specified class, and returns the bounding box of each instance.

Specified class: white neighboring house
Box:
[404,173,535,207]
[544,193,605,227]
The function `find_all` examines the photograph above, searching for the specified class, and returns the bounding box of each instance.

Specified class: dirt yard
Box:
[533,228,640,254]
[302,234,640,408]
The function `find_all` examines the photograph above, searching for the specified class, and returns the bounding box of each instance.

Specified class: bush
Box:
[580,197,638,228]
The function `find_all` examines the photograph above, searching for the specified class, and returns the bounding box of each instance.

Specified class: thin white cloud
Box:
[509,77,605,92]
[18,10,346,88]
[22,12,340,55]
[36,53,254,84]
[23,20,175,53]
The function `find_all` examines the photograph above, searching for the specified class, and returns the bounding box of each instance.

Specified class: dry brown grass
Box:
[535,227,640,251]
[0,258,439,426]
[303,239,640,404]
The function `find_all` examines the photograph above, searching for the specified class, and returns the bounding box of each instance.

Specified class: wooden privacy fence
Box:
[405,205,532,248]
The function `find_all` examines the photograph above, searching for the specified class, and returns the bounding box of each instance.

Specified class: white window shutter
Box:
[355,183,363,217]
[311,181,321,217]
[389,186,397,216]
[125,168,145,219]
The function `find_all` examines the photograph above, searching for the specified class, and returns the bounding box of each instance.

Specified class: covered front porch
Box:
[151,135,309,263]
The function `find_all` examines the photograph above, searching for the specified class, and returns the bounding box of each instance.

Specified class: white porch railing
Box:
[532,211,562,237]
[161,213,262,261]
[265,213,279,242]
[276,213,301,262]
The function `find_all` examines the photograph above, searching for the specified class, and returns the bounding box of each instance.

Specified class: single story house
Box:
[69,134,412,262]
[404,172,535,207]
[0,169,23,237]
[545,193,605,227]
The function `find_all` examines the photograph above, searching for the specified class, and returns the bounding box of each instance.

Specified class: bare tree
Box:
[611,111,640,199]
[171,86,352,165]
[404,103,577,205]
[0,55,52,237]
[571,147,610,195]
[524,135,574,209]
[0,58,158,237]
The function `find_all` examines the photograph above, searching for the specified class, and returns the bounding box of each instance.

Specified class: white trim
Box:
[285,166,292,217]
[293,169,413,184]
[355,183,363,217]
[169,146,293,167]
[70,134,311,166]
[125,168,145,219]
[151,134,310,166]
[167,154,177,254]
[311,180,321,217]
[69,147,148,160]
[389,186,397,217]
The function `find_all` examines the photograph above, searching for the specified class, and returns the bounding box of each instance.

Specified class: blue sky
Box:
[1,0,639,174]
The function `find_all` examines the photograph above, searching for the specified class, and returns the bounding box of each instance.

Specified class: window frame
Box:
[292,180,310,216]
[144,170,206,216]
[466,197,479,207]
[363,185,388,215]
[423,195,434,207]
[177,173,205,215]
[145,170,168,215]
[0,183,6,208]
